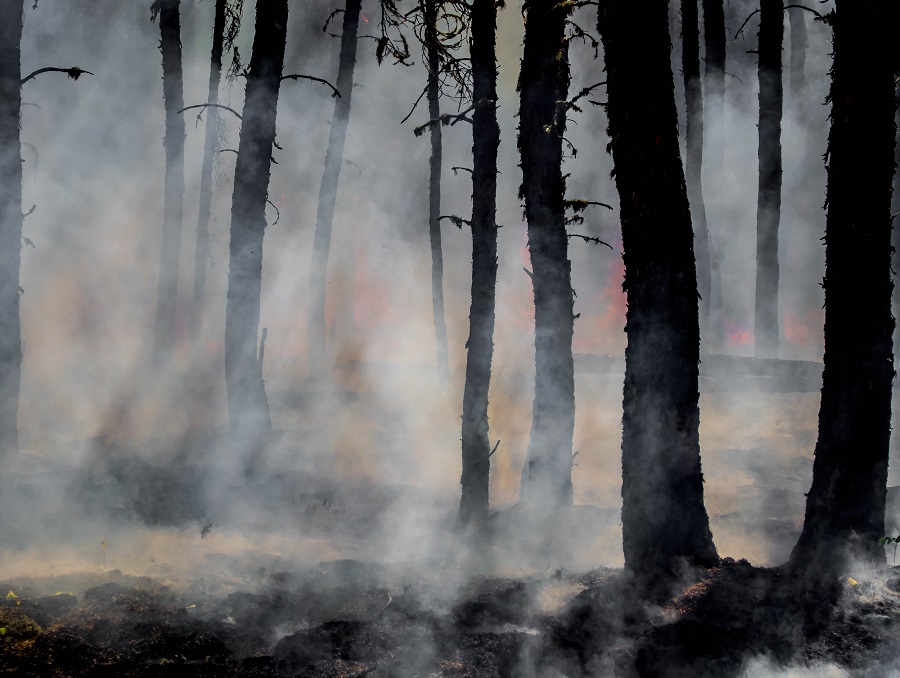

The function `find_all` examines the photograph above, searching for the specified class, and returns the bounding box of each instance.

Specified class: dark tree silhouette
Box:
[425,0,449,377]
[152,0,186,357]
[701,0,725,351]
[517,0,574,513]
[754,0,783,358]
[681,0,712,346]
[788,4,807,102]
[0,0,24,459]
[458,0,500,527]
[224,0,290,439]
[308,0,362,376]
[892,69,900,368]
[598,0,718,585]
[791,0,897,572]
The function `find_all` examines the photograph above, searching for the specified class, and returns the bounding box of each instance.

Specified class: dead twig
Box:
[21,66,93,85]
[281,73,341,98]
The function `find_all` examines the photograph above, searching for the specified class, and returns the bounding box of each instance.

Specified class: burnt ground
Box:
[1,557,899,677]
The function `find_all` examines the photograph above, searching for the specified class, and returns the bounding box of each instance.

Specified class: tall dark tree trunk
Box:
[190,0,227,347]
[458,0,500,527]
[682,0,712,346]
[517,0,574,513]
[701,0,725,351]
[425,0,448,377]
[224,0,288,439]
[791,0,896,571]
[308,0,361,376]
[788,5,807,102]
[0,0,24,459]
[598,0,718,584]
[754,0,784,358]
[892,71,900,370]
[153,0,186,357]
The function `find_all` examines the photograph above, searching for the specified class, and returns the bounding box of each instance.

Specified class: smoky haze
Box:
[0,0,898,674]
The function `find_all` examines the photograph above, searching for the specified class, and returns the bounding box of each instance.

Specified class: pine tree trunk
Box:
[308,0,361,376]
[891,71,900,370]
[788,5,807,102]
[518,0,574,513]
[0,0,24,459]
[754,0,783,358]
[701,0,725,351]
[459,0,500,527]
[190,0,227,347]
[791,0,896,571]
[682,0,712,348]
[425,0,449,377]
[224,0,288,439]
[153,0,186,357]
[598,0,718,584]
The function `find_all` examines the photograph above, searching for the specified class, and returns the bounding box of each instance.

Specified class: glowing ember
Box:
[724,319,753,346]
[361,11,369,24]
[784,308,823,346]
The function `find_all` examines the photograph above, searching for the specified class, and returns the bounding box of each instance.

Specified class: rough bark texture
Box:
[190,0,227,347]
[701,0,725,351]
[892,72,900,369]
[518,0,574,513]
[681,0,712,346]
[425,0,448,377]
[754,0,783,358]
[308,0,361,375]
[788,5,807,102]
[153,0,186,357]
[459,0,500,527]
[224,0,288,438]
[598,0,718,582]
[0,0,23,459]
[791,0,897,571]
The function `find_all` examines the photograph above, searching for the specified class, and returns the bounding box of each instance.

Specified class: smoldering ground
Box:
[1,0,899,676]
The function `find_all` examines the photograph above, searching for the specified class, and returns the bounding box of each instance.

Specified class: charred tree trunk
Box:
[0,0,24,459]
[701,0,725,351]
[791,0,896,572]
[598,0,718,584]
[788,5,807,102]
[892,71,900,370]
[682,0,712,347]
[189,0,227,347]
[153,0,186,357]
[308,0,361,376]
[425,0,449,377]
[459,0,500,527]
[518,0,574,513]
[754,0,784,358]
[224,0,288,439]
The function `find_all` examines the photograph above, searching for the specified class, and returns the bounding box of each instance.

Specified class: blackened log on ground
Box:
[459,0,501,526]
[598,0,718,585]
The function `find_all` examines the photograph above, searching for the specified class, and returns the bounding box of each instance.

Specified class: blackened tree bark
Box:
[791,0,896,571]
[788,5,807,102]
[682,0,712,346]
[701,0,725,351]
[598,0,718,583]
[224,0,289,438]
[892,71,900,370]
[190,0,227,347]
[0,0,24,458]
[308,0,362,375]
[458,0,500,527]
[425,0,449,377]
[153,0,186,357]
[754,0,783,358]
[518,0,574,512]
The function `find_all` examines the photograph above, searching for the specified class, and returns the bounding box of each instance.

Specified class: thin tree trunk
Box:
[518,0,574,513]
[0,0,24,459]
[308,0,362,376]
[224,0,288,439]
[754,0,783,358]
[153,0,186,357]
[701,0,725,351]
[598,0,718,585]
[791,0,896,572]
[425,0,448,377]
[190,0,227,347]
[682,0,712,348]
[892,72,900,371]
[459,0,500,527]
[788,5,807,102]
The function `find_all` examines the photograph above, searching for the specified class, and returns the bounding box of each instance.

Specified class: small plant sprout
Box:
[878,534,900,567]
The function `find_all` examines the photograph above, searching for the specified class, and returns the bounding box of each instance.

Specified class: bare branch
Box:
[21,66,93,85]
[437,214,471,229]
[281,73,341,98]
[566,233,613,250]
[177,103,243,121]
